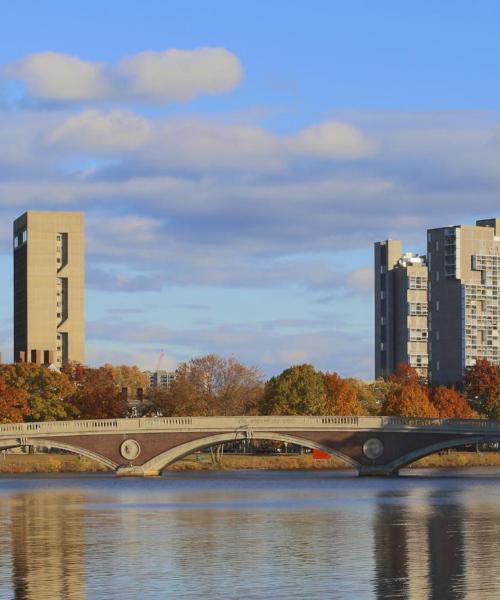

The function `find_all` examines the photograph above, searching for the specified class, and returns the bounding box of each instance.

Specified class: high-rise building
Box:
[427,218,499,385]
[374,240,428,379]
[13,211,84,367]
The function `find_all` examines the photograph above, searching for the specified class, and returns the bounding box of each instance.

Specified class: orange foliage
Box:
[64,364,128,419]
[431,386,477,419]
[382,382,439,418]
[388,363,422,385]
[323,372,364,415]
[0,374,30,423]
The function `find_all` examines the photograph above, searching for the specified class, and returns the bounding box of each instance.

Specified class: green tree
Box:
[260,364,325,415]
[464,359,500,419]
[0,363,77,421]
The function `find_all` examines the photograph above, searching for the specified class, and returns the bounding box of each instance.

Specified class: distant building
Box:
[427,218,499,385]
[375,217,499,384]
[144,370,176,390]
[374,240,428,379]
[13,211,84,367]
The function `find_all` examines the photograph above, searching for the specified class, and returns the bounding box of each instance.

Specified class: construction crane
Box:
[155,350,165,372]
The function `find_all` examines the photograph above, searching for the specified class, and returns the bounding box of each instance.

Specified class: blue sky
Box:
[0,1,499,377]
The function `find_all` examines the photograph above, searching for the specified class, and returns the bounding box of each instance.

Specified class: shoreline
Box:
[1,451,500,474]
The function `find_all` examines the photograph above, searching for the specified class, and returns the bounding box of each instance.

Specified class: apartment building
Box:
[144,370,176,390]
[374,240,429,379]
[13,211,84,367]
[427,218,499,385]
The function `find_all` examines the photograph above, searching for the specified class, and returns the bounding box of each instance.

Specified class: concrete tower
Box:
[374,240,428,380]
[13,211,84,367]
[427,218,499,385]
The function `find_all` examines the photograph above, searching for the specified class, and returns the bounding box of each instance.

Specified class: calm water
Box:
[1,469,500,600]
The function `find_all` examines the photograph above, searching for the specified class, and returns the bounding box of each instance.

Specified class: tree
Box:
[260,364,325,415]
[431,386,477,419]
[64,364,128,419]
[144,387,175,416]
[382,383,439,418]
[464,359,500,419]
[388,363,422,386]
[0,363,77,421]
[324,373,364,415]
[0,374,30,423]
[161,355,264,416]
[345,378,388,415]
[104,364,148,400]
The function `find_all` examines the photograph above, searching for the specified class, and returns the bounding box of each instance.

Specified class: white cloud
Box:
[143,119,282,171]
[3,48,243,104]
[118,48,243,101]
[288,120,376,158]
[4,52,110,101]
[45,109,152,151]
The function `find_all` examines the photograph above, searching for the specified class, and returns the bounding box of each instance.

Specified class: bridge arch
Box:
[0,438,117,472]
[388,435,500,474]
[139,431,361,475]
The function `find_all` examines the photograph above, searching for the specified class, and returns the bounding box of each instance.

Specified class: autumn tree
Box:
[388,363,423,386]
[161,355,264,416]
[104,364,148,400]
[323,372,364,415]
[382,383,439,418]
[464,359,500,419]
[431,386,477,419]
[0,374,31,423]
[64,364,128,419]
[260,364,325,415]
[0,363,77,421]
[344,378,390,415]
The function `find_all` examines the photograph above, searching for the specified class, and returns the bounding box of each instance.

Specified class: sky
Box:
[0,1,499,378]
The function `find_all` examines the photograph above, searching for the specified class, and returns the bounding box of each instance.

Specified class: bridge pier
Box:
[116,466,161,477]
[357,465,399,477]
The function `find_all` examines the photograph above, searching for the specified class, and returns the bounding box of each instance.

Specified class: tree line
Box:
[0,355,498,423]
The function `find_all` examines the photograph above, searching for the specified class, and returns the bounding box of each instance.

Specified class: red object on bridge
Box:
[312,449,331,460]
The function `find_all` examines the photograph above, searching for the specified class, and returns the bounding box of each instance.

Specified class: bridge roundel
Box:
[120,439,141,461]
[362,438,384,460]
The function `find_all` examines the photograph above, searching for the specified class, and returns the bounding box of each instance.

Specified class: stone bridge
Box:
[1,415,500,476]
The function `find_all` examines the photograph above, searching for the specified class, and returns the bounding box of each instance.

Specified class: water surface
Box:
[0,469,499,599]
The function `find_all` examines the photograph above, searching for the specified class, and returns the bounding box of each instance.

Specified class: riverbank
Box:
[2,451,500,473]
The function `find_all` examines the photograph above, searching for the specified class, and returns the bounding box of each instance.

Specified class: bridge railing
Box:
[1,415,500,436]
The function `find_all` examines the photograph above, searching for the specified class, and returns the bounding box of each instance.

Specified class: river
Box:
[0,469,499,599]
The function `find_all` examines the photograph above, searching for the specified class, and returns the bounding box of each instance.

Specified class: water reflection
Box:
[374,490,468,599]
[0,472,499,599]
[7,491,86,600]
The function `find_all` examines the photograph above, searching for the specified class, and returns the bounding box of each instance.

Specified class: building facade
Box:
[375,217,499,384]
[427,218,499,385]
[144,370,176,390]
[374,240,428,379]
[13,211,85,367]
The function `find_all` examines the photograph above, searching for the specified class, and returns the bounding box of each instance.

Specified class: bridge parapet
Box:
[1,415,500,437]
